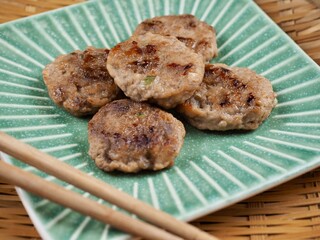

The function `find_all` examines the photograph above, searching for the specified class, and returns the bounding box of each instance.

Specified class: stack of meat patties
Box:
[43,14,277,173]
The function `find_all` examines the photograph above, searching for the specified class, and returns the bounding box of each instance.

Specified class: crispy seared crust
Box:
[177,64,277,130]
[42,47,120,116]
[88,99,186,173]
[107,32,204,109]
[133,14,218,62]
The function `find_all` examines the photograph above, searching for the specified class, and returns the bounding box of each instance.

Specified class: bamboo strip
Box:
[260,1,307,13]
[196,218,320,227]
[269,230,320,240]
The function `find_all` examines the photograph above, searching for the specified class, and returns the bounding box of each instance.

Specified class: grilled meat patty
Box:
[43,47,120,116]
[177,64,277,130]
[88,99,186,173]
[133,14,218,62]
[107,32,204,109]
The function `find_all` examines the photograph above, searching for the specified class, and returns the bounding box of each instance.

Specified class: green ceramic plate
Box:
[1,0,320,239]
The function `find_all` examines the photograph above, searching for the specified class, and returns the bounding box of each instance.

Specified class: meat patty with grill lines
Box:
[133,14,218,62]
[88,99,186,173]
[43,47,121,116]
[107,32,204,109]
[177,64,277,130]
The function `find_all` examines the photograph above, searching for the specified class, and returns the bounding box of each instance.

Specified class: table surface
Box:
[0,0,320,239]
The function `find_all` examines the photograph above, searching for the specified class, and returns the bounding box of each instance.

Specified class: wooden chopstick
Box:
[0,160,181,240]
[0,131,218,240]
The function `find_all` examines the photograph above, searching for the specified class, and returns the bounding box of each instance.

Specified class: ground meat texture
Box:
[107,33,204,109]
[133,14,218,62]
[177,64,277,131]
[42,47,120,116]
[88,99,186,173]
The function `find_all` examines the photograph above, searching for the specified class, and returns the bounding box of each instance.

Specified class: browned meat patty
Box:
[133,14,217,62]
[43,47,120,116]
[177,64,277,131]
[88,99,186,173]
[107,32,204,109]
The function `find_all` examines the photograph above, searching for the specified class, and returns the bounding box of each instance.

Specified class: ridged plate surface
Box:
[0,0,320,239]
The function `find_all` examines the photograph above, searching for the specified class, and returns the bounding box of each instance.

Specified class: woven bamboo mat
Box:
[0,0,319,239]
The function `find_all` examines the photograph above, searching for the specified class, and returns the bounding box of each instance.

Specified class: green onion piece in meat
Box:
[136,112,145,117]
[144,75,156,85]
